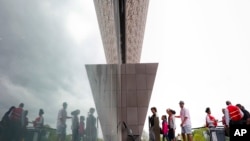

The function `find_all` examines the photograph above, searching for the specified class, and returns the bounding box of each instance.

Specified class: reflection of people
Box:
[149,107,160,141]
[22,110,29,141]
[71,109,80,141]
[10,103,24,141]
[0,106,15,141]
[79,116,85,141]
[33,109,44,128]
[85,108,97,141]
[57,102,72,141]
[33,109,44,141]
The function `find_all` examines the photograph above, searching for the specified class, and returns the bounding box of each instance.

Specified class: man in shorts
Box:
[56,102,71,141]
[176,101,192,141]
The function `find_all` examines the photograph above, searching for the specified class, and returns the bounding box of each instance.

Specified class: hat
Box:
[179,100,184,104]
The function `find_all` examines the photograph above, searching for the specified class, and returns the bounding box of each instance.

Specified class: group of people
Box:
[0,102,98,141]
[205,100,250,136]
[1,100,249,141]
[56,102,98,141]
[149,100,192,141]
[149,100,250,141]
[0,103,44,141]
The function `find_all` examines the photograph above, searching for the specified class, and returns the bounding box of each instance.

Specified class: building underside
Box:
[86,0,158,140]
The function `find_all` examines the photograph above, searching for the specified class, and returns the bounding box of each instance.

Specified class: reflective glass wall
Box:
[0,1,107,140]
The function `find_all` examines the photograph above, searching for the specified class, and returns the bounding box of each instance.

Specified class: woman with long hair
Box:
[167,108,176,141]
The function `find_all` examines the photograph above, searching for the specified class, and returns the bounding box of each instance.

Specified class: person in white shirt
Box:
[33,109,44,141]
[33,109,44,128]
[167,108,176,141]
[56,102,71,141]
[205,107,218,128]
[176,101,192,141]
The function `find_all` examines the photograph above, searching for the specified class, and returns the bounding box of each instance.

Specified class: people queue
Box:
[1,100,249,141]
[56,102,97,141]
[0,103,44,141]
[149,100,192,141]
[148,100,250,141]
[0,102,98,141]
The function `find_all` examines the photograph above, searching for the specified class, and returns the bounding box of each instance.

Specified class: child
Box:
[161,115,169,141]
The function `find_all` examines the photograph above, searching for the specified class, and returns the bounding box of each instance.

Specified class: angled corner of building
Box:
[86,0,158,141]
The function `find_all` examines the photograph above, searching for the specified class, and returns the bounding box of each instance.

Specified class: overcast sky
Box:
[0,0,105,134]
[1,0,250,138]
[143,0,250,134]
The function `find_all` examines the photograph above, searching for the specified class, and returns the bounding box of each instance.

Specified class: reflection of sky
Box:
[0,0,105,136]
[1,0,250,138]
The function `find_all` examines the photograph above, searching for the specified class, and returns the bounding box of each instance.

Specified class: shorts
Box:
[56,125,66,135]
[181,125,192,134]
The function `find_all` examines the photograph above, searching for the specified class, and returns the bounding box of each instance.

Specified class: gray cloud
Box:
[0,0,104,131]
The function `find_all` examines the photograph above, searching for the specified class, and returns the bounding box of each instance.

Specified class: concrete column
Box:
[86,63,158,141]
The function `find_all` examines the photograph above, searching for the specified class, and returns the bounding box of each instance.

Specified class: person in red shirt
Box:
[205,107,218,128]
[10,103,24,141]
[224,101,244,126]
[224,101,244,136]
